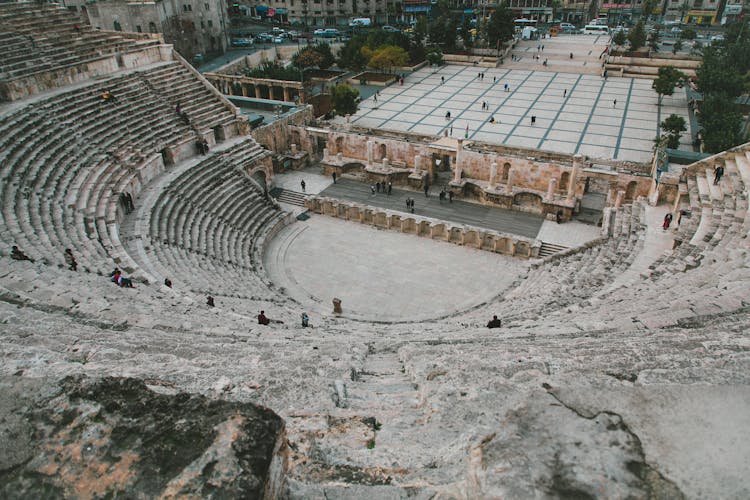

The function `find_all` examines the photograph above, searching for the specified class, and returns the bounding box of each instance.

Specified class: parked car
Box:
[230,38,254,47]
[382,25,400,33]
[313,28,328,36]
[256,33,274,42]
[273,36,284,43]
[559,22,575,31]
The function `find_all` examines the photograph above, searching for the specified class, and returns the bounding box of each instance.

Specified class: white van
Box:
[583,24,610,35]
[349,18,371,27]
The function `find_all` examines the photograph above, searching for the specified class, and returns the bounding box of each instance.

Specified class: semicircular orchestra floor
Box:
[264,216,525,323]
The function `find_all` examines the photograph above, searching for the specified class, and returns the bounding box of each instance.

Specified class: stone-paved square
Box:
[350,36,691,164]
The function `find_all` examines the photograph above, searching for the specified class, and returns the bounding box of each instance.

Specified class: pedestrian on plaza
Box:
[445,111,451,120]
[371,184,376,195]
[64,248,77,271]
[713,165,724,185]
[164,278,172,288]
[542,45,544,51]
[556,210,563,224]
[662,212,673,230]
[448,191,453,203]
[424,183,429,197]
[406,197,411,211]
[373,93,377,103]
[450,125,454,136]
[410,198,415,213]
[441,76,445,84]
[570,52,574,59]
[376,181,381,193]
[300,179,306,192]
[564,89,567,97]
[439,189,445,203]
[332,171,337,183]
[531,115,536,126]
[489,116,495,124]
[388,182,392,195]
[493,76,496,83]
[613,99,617,107]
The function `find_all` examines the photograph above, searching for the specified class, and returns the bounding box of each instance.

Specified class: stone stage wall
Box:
[305,196,541,259]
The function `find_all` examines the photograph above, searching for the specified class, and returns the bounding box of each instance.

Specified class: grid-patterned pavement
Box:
[351,37,690,164]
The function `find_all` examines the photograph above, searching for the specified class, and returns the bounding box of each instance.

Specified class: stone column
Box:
[254,85,262,99]
[568,155,582,200]
[414,154,422,174]
[241,83,248,97]
[383,158,390,169]
[366,141,374,165]
[614,189,625,208]
[283,87,291,102]
[323,148,329,160]
[453,139,464,182]
[505,167,513,194]
[489,162,497,189]
[546,178,557,201]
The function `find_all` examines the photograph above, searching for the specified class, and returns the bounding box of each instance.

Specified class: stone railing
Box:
[305,196,541,259]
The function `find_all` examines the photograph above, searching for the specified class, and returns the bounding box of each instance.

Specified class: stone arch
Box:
[513,192,543,213]
[248,163,274,190]
[502,162,511,182]
[379,143,387,160]
[559,171,570,193]
[625,180,638,201]
[335,136,344,154]
[341,162,365,174]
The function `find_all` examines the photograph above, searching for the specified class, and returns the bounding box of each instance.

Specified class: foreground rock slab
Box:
[0,376,286,499]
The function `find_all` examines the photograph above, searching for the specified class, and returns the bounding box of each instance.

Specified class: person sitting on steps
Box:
[487,315,502,329]
[258,310,270,325]
[11,245,34,262]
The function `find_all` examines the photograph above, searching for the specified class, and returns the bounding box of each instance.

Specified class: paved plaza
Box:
[350,35,691,163]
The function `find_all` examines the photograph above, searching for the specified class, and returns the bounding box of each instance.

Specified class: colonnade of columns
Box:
[205,75,303,103]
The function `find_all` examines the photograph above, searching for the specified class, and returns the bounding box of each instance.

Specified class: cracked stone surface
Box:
[0,376,286,499]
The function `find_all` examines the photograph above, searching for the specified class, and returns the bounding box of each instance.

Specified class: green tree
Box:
[414,17,428,42]
[426,47,444,66]
[696,46,746,98]
[680,27,697,40]
[368,45,409,72]
[652,66,686,106]
[673,39,683,54]
[429,15,457,51]
[312,42,335,69]
[701,94,742,153]
[647,26,660,52]
[461,16,474,51]
[331,84,359,116]
[661,114,687,149]
[293,46,325,69]
[486,1,514,49]
[642,0,656,20]
[613,30,627,47]
[337,34,369,71]
[628,20,647,51]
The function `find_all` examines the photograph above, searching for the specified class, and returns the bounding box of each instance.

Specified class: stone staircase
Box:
[538,241,568,258]
[273,188,307,207]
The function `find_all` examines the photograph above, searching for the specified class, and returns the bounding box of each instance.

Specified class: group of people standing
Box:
[370,181,392,195]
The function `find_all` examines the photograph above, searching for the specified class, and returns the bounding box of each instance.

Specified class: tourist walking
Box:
[714,165,724,184]
[332,172,337,183]
[300,179,306,192]
[662,212,673,230]
[64,248,77,271]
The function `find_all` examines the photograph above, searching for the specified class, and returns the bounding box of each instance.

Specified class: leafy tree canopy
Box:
[486,2,514,48]
[331,84,359,116]
[628,20,647,51]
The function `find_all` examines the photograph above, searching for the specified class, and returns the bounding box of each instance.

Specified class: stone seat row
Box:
[0,3,150,81]
[139,62,239,133]
[487,202,647,323]
[0,61,232,277]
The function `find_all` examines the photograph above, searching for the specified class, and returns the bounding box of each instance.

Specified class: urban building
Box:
[62,0,231,61]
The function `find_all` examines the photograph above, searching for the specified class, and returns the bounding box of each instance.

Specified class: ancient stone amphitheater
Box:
[1,2,748,498]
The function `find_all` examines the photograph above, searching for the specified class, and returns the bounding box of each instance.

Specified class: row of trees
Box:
[695,23,749,153]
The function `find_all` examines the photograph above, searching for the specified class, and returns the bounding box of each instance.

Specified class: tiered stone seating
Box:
[143,141,287,298]
[0,1,162,100]
[478,201,648,323]
[0,62,228,277]
[142,62,239,135]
